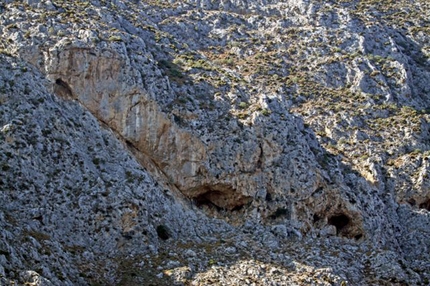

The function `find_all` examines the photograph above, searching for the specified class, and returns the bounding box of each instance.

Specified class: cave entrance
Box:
[193,186,251,211]
[328,214,350,234]
[156,225,171,240]
[419,199,430,211]
[54,78,73,98]
[195,191,223,211]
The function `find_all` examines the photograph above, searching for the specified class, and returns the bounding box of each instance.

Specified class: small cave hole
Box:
[265,192,272,202]
[173,114,182,124]
[419,199,430,211]
[231,204,244,211]
[407,198,416,206]
[54,78,73,98]
[354,233,363,240]
[328,214,350,234]
[122,232,133,240]
[156,225,170,241]
[313,214,321,223]
[269,207,289,220]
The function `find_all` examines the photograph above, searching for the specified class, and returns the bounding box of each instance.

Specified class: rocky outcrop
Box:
[0,54,234,285]
[45,42,210,201]
[1,0,430,285]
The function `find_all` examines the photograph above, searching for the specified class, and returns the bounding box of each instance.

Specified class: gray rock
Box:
[0,0,429,285]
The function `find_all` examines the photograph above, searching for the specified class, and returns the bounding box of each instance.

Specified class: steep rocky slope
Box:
[0,0,429,285]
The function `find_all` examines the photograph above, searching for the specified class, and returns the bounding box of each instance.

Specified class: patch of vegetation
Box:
[261,108,271,116]
[92,158,101,165]
[108,35,123,42]
[158,59,184,83]
[238,102,248,109]
[114,253,175,286]
[1,163,10,172]
[25,230,51,241]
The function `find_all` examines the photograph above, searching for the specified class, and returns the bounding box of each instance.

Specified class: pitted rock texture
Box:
[0,0,430,285]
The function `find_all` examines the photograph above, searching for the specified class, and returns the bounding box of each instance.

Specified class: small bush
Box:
[261,108,271,116]
[158,59,184,82]
[108,35,122,42]
[238,102,248,109]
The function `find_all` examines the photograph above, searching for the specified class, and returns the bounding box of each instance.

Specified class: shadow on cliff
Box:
[44,3,429,284]
[99,8,430,285]
[134,10,430,285]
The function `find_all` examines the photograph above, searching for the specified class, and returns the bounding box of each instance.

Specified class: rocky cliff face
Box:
[1,0,429,285]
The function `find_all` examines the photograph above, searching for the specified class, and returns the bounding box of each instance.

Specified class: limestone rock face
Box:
[40,29,331,215]
[0,55,233,285]
[1,0,430,285]
[45,43,210,201]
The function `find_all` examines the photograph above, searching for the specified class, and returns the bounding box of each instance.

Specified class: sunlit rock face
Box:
[0,0,429,285]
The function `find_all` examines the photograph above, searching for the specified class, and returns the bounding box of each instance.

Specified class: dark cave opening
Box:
[354,233,363,240]
[193,185,250,211]
[313,214,321,223]
[231,204,244,211]
[194,191,223,211]
[328,214,350,234]
[269,207,289,220]
[156,225,171,240]
[54,78,73,98]
[419,199,430,211]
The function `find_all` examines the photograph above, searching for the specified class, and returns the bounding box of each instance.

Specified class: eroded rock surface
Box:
[0,0,429,285]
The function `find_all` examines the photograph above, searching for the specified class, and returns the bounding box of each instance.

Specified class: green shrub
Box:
[261,108,271,116]
[158,59,184,82]
[108,35,122,42]
[238,102,248,109]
